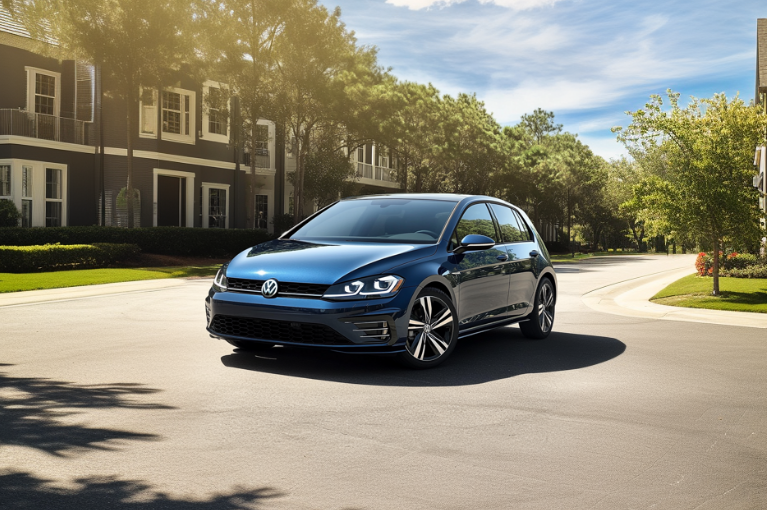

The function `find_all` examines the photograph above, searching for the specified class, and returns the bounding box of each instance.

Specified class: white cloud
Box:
[576,134,628,161]
[385,0,564,11]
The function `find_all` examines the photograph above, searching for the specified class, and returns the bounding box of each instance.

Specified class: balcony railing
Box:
[0,109,90,145]
[375,166,396,182]
[243,141,270,168]
[356,162,373,179]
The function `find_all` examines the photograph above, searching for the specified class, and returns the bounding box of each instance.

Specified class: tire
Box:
[227,340,276,351]
[397,287,458,369]
[519,278,555,340]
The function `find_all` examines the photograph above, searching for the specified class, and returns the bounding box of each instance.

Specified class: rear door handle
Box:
[529,250,539,258]
[496,254,508,262]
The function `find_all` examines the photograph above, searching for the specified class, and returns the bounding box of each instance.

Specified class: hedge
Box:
[0,243,141,273]
[0,226,274,258]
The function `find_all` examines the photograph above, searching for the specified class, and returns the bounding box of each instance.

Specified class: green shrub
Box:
[0,243,141,273]
[0,200,21,227]
[0,226,274,257]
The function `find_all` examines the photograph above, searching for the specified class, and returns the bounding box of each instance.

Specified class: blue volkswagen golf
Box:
[206,194,557,368]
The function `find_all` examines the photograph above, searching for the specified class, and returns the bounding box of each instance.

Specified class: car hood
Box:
[225,239,437,284]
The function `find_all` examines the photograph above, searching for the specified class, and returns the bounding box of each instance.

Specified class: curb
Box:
[583,268,767,329]
[0,278,202,308]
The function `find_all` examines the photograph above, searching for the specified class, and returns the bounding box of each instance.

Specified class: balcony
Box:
[242,140,271,168]
[0,109,91,145]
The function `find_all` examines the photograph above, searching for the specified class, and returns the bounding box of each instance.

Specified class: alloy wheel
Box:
[406,295,455,362]
[538,282,555,333]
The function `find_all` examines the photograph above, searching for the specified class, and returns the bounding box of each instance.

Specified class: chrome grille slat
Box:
[226,278,330,299]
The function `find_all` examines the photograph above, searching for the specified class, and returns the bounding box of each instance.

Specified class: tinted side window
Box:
[512,210,533,241]
[454,203,497,243]
[489,204,527,242]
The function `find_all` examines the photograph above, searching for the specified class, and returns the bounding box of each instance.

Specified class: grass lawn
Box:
[651,274,767,314]
[0,265,220,293]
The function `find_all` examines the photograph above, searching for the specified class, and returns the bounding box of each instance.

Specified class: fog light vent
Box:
[352,321,390,342]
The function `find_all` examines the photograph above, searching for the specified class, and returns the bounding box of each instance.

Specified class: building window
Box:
[202,82,229,144]
[35,74,56,115]
[22,166,32,228]
[140,88,158,137]
[0,165,10,198]
[46,168,62,227]
[208,188,227,228]
[161,88,195,144]
[357,147,364,163]
[26,67,60,118]
[255,194,268,229]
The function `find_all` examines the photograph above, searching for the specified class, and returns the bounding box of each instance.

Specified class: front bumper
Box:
[205,287,416,353]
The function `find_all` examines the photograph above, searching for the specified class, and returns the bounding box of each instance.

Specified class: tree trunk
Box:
[712,237,720,296]
[126,91,135,228]
[247,129,257,229]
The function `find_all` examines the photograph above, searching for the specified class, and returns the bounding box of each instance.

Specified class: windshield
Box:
[290,199,458,243]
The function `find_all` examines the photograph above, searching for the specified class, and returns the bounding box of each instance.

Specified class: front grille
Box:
[227,278,329,298]
[210,315,352,345]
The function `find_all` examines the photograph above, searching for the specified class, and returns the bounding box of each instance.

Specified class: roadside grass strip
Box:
[550,251,651,263]
[0,265,220,293]
[652,274,767,314]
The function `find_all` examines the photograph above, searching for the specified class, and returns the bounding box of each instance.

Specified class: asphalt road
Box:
[1,255,765,509]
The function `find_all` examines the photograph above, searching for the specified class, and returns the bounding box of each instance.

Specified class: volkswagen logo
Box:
[261,279,279,298]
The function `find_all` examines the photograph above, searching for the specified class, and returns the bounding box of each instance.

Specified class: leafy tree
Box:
[291,138,356,209]
[271,0,362,223]
[615,91,767,294]
[198,0,287,229]
[12,0,195,228]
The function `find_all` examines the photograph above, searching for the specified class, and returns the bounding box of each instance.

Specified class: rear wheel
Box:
[519,278,555,340]
[398,288,458,369]
[227,340,276,351]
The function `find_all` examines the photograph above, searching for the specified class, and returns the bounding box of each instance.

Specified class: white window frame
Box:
[152,168,195,227]
[254,190,274,233]
[202,80,229,144]
[25,67,61,117]
[160,87,196,145]
[0,159,67,227]
[139,87,158,139]
[201,182,230,228]
[242,119,276,172]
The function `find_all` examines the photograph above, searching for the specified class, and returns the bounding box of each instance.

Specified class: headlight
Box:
[213,265,228,292]
[323,275,404,300]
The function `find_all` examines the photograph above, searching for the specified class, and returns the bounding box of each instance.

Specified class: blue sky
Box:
[318,0,764,160]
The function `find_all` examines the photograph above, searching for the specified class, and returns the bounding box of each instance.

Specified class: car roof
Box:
[342,193,489,203]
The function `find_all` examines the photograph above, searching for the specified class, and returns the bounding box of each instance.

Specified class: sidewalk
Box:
[0,278,194,307]
[583,266,767,329]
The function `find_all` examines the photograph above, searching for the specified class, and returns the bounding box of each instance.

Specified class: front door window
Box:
[255,194,268,229]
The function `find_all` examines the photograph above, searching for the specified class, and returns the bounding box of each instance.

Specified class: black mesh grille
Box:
[227,278,329,298]
[210,315,352,345]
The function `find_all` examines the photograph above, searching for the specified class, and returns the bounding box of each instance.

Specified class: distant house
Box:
[0,6,403,233]
[755,18,767,236]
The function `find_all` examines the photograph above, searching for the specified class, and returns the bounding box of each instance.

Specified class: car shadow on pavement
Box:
[0,471,284,510]
[220,328,626,387]
[0,366,173,457]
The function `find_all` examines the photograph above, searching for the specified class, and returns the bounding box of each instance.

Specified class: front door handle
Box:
[529,250,539,258]
[496,254,508,262]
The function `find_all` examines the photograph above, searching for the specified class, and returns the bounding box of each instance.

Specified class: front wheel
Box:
[519,278,555,340]
[398,288,458,369]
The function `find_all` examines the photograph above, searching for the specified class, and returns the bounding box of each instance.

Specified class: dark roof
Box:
[0,6,32,39]
[758,19,767,100]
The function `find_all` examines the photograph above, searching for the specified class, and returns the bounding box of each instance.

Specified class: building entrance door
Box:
[157,175,185,227]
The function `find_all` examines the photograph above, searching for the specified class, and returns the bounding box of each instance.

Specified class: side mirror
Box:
[454,234,495,254]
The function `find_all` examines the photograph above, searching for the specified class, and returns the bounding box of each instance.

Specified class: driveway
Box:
[1,254,765,509]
